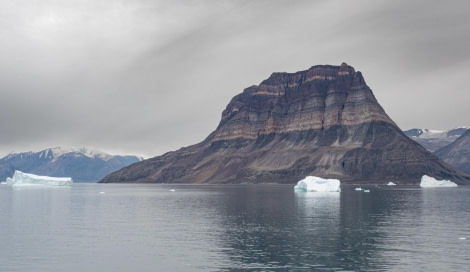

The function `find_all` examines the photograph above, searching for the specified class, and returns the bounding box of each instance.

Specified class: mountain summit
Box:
[100,63,470,184]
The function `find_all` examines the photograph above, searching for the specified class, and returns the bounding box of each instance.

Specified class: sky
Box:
[1,0,469,158]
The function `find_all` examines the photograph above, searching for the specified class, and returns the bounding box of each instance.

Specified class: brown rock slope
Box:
[100,63,470,184]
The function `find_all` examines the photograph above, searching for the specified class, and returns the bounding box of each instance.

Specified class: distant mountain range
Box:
[0,147,143,182]
[404,127,470,174]
[434,129,470,174]
[403,127,470,152]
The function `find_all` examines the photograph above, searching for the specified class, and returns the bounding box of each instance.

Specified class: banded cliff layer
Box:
[100,63,470,184]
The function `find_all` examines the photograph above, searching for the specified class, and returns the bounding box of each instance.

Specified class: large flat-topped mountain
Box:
[212,63,393,142]
[100,63,470,184]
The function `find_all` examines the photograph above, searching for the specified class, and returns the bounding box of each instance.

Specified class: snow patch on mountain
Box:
[48,147,115,161]
[405,127,469,139]
[404,127,470,152]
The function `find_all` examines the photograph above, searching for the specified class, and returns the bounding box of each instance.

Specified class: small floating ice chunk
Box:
[169,189,176,192]
[387,182,397,186]
[5,170,73,186]
[363,189,370,193]
[459,237,466,240]
[355,187,363,191]
[420,175,457,188]
[294,176,341,192]
[99,192,106,194]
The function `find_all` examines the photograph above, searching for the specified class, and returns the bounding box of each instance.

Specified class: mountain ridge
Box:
[0,147,142,182]
[434,129,470,174]
[403,127,469,152]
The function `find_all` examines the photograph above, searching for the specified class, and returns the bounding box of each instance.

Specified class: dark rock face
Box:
[435,129,470,174]
[100,63,470,184]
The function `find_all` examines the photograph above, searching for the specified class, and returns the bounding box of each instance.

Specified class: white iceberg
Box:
[420,175,457,188]
[294,176,341,192]
[5,170,73,186]
[387,182,397,186]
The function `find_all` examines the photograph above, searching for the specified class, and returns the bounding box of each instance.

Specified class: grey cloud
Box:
[0,0,469,158]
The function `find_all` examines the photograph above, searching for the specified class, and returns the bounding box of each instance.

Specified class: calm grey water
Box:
[0,183,469,272]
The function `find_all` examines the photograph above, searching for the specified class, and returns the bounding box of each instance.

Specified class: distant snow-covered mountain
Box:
[0,147,143,182]
[403,127,470,152]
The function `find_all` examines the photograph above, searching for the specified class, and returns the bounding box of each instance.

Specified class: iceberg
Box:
[387,182,397,186]
[5,170,73,186]
[420,175,457,188]
[294,176,341,192]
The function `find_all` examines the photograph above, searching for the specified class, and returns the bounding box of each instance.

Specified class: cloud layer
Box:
[1,0,469,157]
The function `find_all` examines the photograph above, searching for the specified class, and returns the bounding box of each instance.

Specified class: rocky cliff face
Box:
[434,129,470,174]
[100,63,470,184]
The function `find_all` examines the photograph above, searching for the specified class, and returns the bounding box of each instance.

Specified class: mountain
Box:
[403,127,470,152]
[434,129,470,174]
[0,147,143,182]
[99,63,470,185]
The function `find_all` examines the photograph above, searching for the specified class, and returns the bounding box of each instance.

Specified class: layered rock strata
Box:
[100,63,470,184]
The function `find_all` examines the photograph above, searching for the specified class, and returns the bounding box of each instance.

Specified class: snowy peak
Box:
[3,151,34,161]
[404,127,470,152]
[447,127,470,137]
[47,147,115,161]
[404,127,470,139]
[5,147,117,162]
[404,128,445,139]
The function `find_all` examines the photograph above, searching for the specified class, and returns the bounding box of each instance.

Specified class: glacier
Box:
[294,176,341,192]
[420,175,457,188]
[5,170,73,186]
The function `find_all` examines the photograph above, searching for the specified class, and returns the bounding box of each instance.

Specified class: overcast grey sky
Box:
[1,0,469,158]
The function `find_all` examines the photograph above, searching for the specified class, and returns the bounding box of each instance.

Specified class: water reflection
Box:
[5,186,72,272]
[1,184,469,271]
[212,186,342,270]
[215,185,441,271]
[293,191,342,269]
[380,187,470,271]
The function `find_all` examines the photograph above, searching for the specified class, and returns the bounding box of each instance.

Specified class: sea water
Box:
[0,183,469,271]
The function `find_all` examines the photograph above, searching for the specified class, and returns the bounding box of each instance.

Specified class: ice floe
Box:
[5,170,73,186]
[294,176,341,192]
[420,175,457,188]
